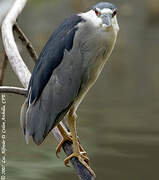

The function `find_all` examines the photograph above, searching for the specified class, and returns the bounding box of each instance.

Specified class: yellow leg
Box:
[56,123,89,164]
[64,109,96,177]
[56,123,72,158]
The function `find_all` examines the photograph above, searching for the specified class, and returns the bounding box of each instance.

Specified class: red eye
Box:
[112,10,117,17]
[94,9,100,16]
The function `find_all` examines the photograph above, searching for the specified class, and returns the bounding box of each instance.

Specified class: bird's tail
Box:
[20,97,58,145]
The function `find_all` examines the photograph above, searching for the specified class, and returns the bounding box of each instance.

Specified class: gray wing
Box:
[21,49,84,145]
[28,15,84,103]
[20,14,85,145]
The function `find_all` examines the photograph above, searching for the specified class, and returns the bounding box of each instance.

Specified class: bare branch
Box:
[0,86,27,96]
[0,51,8,85]
[1,0,31,88]
[13,23,38,62]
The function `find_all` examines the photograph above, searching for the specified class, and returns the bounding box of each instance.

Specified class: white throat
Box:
[79,10,119,35]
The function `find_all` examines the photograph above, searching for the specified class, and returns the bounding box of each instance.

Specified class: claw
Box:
[81,153,90,165]
[65,154,89,166]
[64,152,95,177]
[55,131,89,165]
[56,123,91,171]
[56,135,72,158]
[56,143,62,158]
[64,152,84,166]
[56,138,89,165]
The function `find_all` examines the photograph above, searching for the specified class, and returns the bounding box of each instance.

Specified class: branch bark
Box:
[1,0,95,179]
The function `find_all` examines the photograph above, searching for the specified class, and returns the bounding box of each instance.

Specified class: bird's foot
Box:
[56,134,89,165]
[56,132,72,158]
[64,152,95,177]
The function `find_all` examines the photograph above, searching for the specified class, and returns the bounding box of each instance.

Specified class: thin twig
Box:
[0,51,8,85]
[13,23,38,62]
[0,86,27,96]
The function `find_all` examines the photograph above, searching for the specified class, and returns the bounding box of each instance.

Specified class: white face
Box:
[95,8,119,32]
[80,8,119,34]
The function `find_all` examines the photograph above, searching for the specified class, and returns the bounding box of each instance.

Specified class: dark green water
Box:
[1,0,159,180]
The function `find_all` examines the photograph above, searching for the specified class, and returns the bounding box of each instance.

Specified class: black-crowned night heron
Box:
[20,1,119,174]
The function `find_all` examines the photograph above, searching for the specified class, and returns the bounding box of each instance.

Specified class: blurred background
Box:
[0,0,159,179]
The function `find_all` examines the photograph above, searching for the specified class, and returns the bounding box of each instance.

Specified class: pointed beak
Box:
[101,13,112,27]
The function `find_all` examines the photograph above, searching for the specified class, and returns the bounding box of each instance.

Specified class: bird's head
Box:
[91,2,119,32]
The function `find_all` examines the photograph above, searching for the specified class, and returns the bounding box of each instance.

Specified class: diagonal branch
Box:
[13,23,38,62]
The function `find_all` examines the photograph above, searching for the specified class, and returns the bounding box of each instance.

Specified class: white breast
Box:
[71,11,119,114]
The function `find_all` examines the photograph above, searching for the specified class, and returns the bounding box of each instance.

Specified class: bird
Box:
[20,1,119,175]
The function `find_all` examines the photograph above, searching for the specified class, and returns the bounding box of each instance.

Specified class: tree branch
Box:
[0,86,27,96]
[1,0,31,88]
[13,23,38,62]
[0,51,8,85]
